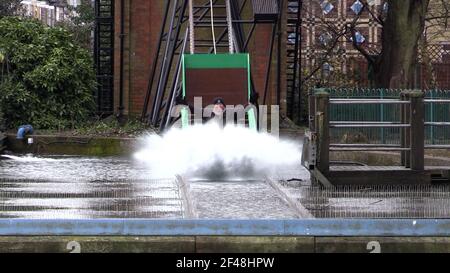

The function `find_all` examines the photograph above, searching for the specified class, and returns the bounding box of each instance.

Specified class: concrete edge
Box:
[5,134,139,156]
[5,133,137,141]
[0,219,450,236]
[2,236,450,253]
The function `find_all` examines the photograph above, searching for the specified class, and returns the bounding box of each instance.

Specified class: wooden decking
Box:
[327,165,430,185]
[323,165,450,185]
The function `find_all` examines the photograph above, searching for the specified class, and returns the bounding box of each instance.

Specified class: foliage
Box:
[0,17,96,129]
[72,118,152,137]
[56,0,95,50]
[34,117,153,137]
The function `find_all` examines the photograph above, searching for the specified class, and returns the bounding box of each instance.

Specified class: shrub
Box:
[0,17,96,129]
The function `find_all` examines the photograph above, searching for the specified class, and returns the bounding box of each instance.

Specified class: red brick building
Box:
[107,0,450,121]
[113,0,287,117]
[300,0,450,89]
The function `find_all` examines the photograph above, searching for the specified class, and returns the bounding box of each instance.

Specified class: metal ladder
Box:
[286,0,302,122]
[94,0,115,115]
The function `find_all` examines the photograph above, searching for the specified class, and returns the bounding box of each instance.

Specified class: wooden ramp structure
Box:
[302,89,450,186]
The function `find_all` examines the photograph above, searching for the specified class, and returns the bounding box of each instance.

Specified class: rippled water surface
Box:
[0,154,305,219]
[2,153,446,219]
[0,155,184,219]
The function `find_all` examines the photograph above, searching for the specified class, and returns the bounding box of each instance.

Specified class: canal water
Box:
[0,155,183,219]
[0,154,306,219]
[2,122,450,219]
[2,154,450,219]
[0,124,308,219]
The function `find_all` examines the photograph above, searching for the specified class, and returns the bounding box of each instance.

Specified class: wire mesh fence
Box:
[299,183,450,218]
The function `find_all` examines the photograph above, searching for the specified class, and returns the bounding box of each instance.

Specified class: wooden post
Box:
[400,92,407,166]
[315,91,330,173]
[309,89,319,131]
[409,90,425,171]
[403,92,411,168]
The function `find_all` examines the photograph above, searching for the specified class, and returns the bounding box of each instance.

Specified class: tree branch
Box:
[345,5,377,65]
[301,32,346,85]
[361,0,384,26]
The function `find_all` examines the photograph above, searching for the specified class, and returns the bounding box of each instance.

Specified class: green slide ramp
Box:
[181,53,257,131]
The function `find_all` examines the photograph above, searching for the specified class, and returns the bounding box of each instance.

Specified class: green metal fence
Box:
[316,88,450,145]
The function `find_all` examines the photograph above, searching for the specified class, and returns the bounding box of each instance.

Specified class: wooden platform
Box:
[325,165,432,185]
[252,0,279,22]
[308,90,450,186]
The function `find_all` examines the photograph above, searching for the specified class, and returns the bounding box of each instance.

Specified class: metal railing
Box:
[312,89,432,172]
[424,98,450,149]
[314,88,450,146]
[328,98,413,152]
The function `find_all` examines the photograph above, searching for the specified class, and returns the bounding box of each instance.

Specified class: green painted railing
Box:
[315,88,450,145]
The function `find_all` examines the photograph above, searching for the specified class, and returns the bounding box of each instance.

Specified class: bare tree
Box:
[302,0,440,89]
[373,0,430,88]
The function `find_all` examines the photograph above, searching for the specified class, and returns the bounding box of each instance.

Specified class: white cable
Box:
[225,0,234,53]
[210,0,217,54]
[189,0,195,54]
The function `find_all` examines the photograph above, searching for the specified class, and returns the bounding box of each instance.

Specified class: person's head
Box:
[213,98,225,106]
[212,98,225,115]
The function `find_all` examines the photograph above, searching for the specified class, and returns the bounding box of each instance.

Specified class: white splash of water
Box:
[0,154,59,162]
[134,123,301,180]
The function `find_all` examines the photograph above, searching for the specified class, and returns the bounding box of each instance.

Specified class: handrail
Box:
[330,99,410,105]
[425,122,450,126]
[424,99,450,103]
[425,145,450,149]
[330,144,401,148]
[331,121,403,124]
[314,90,426,172]
[330,147,410,152]
[330,123,410,128]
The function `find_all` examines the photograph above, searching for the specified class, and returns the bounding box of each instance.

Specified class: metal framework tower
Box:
[141,0,281,131]
[94,0,115,115]
[286,0,302,122]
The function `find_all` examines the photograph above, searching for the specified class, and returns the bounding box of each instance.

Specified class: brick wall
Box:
[114,0,284,117]
[114,0,163,116]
